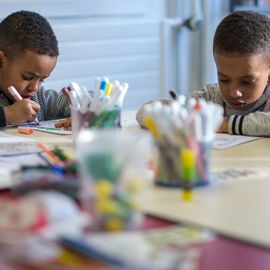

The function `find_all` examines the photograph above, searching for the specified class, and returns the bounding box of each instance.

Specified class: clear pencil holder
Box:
[155,139,212,188]
[76,129,152,231]
[82,106,121,129]
[71,106,121,142]
[71,107,83,142]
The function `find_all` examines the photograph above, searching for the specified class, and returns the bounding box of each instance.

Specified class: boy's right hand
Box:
[55,118,71,130]
[4,99,40,124]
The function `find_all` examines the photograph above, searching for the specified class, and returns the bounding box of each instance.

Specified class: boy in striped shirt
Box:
[0,10,70,127]
[137,11,270,136]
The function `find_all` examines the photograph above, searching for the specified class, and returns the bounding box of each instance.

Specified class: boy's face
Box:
[0,49,57,100]
[214,52,270,110]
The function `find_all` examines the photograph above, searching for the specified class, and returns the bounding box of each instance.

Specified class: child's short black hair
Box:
[213,10,270,62]
[0,10,59,60]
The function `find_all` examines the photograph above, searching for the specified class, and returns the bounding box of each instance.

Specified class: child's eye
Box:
[219,79,230,84]
[22,75,33,81]
[242,80,254,85]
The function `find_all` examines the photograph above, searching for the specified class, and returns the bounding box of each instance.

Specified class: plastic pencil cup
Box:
[71,107,83,142]
[72,106,121,144]
[76,129,153,231]
[155,139,212,188]
[80,106,121,129]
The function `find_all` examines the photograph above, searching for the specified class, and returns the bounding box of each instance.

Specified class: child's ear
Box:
[268,68,270,84]
[0,50,7,70]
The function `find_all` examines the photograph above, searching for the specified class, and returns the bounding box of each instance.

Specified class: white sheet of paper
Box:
[33,119,72,135]
[0,169,12,189]
[211,168,266,183]
[0,132,40,156]
[212,134,260,150]
[0,153,46,189]
[35,117,139,134]
[121,117,139,128]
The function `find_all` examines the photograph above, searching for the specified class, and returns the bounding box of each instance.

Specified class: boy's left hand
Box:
[217,118,229,133]
[55,118,71,130]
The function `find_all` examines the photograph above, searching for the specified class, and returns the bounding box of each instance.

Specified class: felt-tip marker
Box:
[36,127,61,131]
[169,89,178,100]
[8,85,39,124]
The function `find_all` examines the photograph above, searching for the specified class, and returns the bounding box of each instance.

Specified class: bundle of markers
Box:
[77,129,152,231]
[143,95,223,189]
[66,77,128,134]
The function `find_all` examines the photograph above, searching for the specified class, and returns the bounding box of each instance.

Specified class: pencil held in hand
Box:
[8,85,39,124]
[8,86,23,101]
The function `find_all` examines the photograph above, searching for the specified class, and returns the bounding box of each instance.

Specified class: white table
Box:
[141,137,270,248]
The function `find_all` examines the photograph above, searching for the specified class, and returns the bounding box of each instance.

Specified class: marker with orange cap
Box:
[38,142,64,167]
[17,126,34,135]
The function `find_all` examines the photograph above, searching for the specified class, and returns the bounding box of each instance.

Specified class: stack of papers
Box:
[61,225,214,270]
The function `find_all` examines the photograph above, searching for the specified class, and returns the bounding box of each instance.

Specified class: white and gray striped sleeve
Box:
[228,112,270,136]
[36,87,70,121]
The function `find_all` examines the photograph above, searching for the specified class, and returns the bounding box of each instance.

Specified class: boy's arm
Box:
[136,84,222,128]
[38,88,70,120]
[136,99,171,127]
[228,112,270,136]
[190,89,211,100]
[190,84,223,104]
[136,84,218,127]
[217,118,229,133]
[52,91,70,118]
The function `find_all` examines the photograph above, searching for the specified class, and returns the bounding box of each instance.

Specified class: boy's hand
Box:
[55,118,72,130]
[4,99,40,124]
[217,118,229,133]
